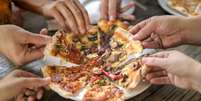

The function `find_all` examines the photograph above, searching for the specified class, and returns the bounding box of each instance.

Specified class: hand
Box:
[0,70,50,101]
[142,51,201,92]
[0,25,51,66]
[100,0,135,21]
[41,0,90,34]
[129,16,201,48]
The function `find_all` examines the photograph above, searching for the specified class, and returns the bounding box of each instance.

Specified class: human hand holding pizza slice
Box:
[0,25,51,66]
[129,16,201,49]
[143,51,201,92]
[0,70,50,101]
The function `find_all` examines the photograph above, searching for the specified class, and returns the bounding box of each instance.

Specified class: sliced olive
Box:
[122,74,128,83]
[118,43,124,48]
[72,37,79,42]
[88,34,97,41]
[55,44,65,51]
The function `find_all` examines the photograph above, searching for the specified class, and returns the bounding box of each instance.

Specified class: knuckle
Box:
[13,55,24,66]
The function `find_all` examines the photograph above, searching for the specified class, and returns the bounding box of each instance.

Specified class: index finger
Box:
[130,19,155,41]
[73,0,90,30]
[65,0,86,34]
[101,0,109,20]
[109,0,118,21]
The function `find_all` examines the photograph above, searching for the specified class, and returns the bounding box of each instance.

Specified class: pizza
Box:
[43,20,151,100]
[168,0,201,16]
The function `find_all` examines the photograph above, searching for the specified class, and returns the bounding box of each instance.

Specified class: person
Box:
[129,15,201,93]
[0,70,50,101]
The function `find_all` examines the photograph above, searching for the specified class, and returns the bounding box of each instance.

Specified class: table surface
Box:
[21,0,201,101]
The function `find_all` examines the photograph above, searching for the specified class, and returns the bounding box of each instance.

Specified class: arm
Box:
[0,70,50,101]
[13,0,90,35]
[0,25,50,66]
[183,16,201,45]
[143,51,201,93]
[12,0,47,15]
[129,15,201,48]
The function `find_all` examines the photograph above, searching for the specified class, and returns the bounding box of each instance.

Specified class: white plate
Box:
[158,0,186,16]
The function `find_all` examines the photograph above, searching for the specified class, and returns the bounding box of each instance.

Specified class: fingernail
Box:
[128,2,135,8]
[43,77,51,81]
[142,58,147,64]
[81,29,86,34]
[110,16,116,21]
[133,34,138,39]
[128,15,136,20]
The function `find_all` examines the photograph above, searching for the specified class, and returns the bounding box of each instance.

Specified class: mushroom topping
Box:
[92,67,102,75]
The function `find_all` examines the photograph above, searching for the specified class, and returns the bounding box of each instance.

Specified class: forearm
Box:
[12,0,47,15]
[183,16,201,45]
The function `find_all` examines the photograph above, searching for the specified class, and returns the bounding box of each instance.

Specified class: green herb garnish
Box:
[97,79,106,86]
[55,44,65,51]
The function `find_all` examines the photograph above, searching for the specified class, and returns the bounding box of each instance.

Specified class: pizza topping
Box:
[88,33,98,41]
[92,67,102,75]
[52,74,62,82]
[100,66,123,81]
[72,37,79,43]
[133,61,141,70]
[122,74,128,83]
[107,52,122,63]
[54,44,65,51]
[97,79,107,86]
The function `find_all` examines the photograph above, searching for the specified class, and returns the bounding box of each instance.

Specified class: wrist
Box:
[182,16,201,45]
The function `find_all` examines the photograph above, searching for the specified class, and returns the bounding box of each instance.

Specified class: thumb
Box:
[23,77,51,88]
[142,57,167,69]
[40,28,48,35]
[26,33,51,46]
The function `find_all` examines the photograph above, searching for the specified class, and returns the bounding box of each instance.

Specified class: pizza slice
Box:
[42,65,91,97]
[103,27,143,67]
[44,26,101,64]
